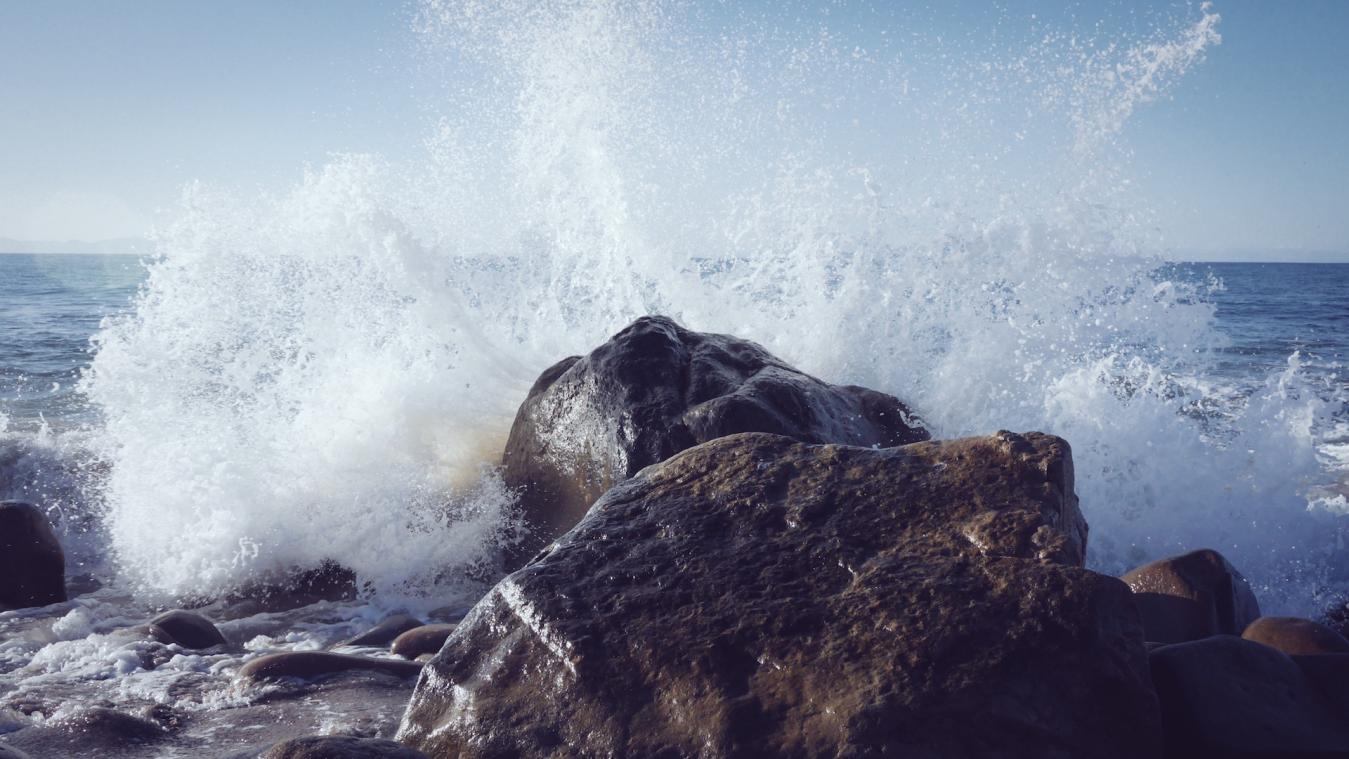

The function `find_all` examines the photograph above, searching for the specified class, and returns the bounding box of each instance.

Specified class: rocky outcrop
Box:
[1243,616,1349,655]
[500,316,929,566]
[147,609,227,649]
[340,614,426,648]
[390,624,456,660]
[0,500,66,609]
[238,652,423,683]
[1121,549,1261,645]
[1150,636,1349,756]
[262,736,428,759]
[400,432,1159,758]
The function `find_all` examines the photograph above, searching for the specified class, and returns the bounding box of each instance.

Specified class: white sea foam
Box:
[78,1,1347,614]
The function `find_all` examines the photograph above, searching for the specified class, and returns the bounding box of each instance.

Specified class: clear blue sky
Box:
[2,0,1346,260]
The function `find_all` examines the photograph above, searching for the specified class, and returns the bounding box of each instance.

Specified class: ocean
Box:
[2,1,1348,755]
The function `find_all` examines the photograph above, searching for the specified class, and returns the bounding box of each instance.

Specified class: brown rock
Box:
[400,432,1158,758]
[237,652,423,683]
[1121,549,1261,644]
[500,316,928,568]
[147,609,228,649]
[1150,636,1349,756]
[262,736,428,759]
[390,624,457,660]
[0,500,66,609]
[340,614,425,648]
[1243,616,1349,656]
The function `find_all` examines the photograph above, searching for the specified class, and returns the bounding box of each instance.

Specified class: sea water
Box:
[1,1,1347,755]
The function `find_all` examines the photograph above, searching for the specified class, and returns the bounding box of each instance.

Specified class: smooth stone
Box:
[238,652,423,683]
[501,315,929,568]
[340,614,425,648]
[400,432,1158,758]
[1243,616,1349,656]
[261,735,429,759]
[390,624,457,660]
[147,609,228,649]
[1121,548,1261,645]
[0,500,66,609]
[51,707,167,741]
[1150,636,1349,755]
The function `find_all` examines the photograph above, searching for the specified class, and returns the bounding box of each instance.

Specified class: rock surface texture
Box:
[500,316,929,566]
[1121,549,1261,645]
[147,609,228,649]
[0,500,66,609]
[1242,616,1349,656]
[400,431,1160,758]
[262,736,429,759]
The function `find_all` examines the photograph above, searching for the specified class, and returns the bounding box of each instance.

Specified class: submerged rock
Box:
[340,614,426,648]
[0,500,66,609]
[147,609,228,649]
[1243,616,1349,656]
[1121,549,1261,645]
[238,652,423,683]
[390,624,456,660]
[0,744,33,759]
[501,316,929,567]
[262,735,428,759]
[1151,636,1349,755]
[400,432,1158,758]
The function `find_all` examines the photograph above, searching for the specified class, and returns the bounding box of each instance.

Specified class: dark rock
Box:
[214,561,359,617]
[262,736,428,759]
[501,316,929,567]
[1121,549,1261,645]
[1150,636,1349,756]
[400,432,1158,758]
[1243,616,1349,656]
[340,614,425,648]
[390,624,456,660]
[51,707,167,741]
[238,652,423,683]
[0,744,33,759]
[147,609,227,649]
[0,500,66,609]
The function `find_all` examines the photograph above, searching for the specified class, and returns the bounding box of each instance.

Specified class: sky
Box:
[1,0,1346,261]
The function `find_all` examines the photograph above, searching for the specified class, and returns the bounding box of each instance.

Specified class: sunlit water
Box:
[1,1,1348,754]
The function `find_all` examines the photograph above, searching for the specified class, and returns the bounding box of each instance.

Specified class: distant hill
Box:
[0,237,150,255]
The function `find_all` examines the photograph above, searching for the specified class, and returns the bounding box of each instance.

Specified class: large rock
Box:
[400,432,1159,758]
[1150,636,1349,756]
[147,609,228,649]
[238,652,423,683]
[1121,549,1261,645]
[0,500,66,609]
[501,316,929,566]
[262,736,428,759]
[1243,616,1349,656]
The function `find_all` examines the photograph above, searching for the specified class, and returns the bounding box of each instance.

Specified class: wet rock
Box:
[390,624,456,660]
[1150,636,1349,756]
[262,735,429,758]
[1121,549,1261,645]
[51,706,167,741]
[340,614,425,648]
[238,652,423,683]
[400,432,1158,758]
[0,744,33,759]
[501,316,929,567]
[147,609,228,649]
[1243,616,1349,655]
[0,500,66,609]
[217,561,359,617]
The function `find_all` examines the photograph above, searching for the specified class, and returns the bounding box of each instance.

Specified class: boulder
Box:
[340,614,425,648]
[0,500,66,609]
[400,432,1159,758]
[147,609,227,649]
[1243,616,1349,656]
[390,624,456,660]
[501,316,928,567]
[262,736,428,759]
[1150,636,1349,756]
[237,652,423,683]
[1121,549,1261,644]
